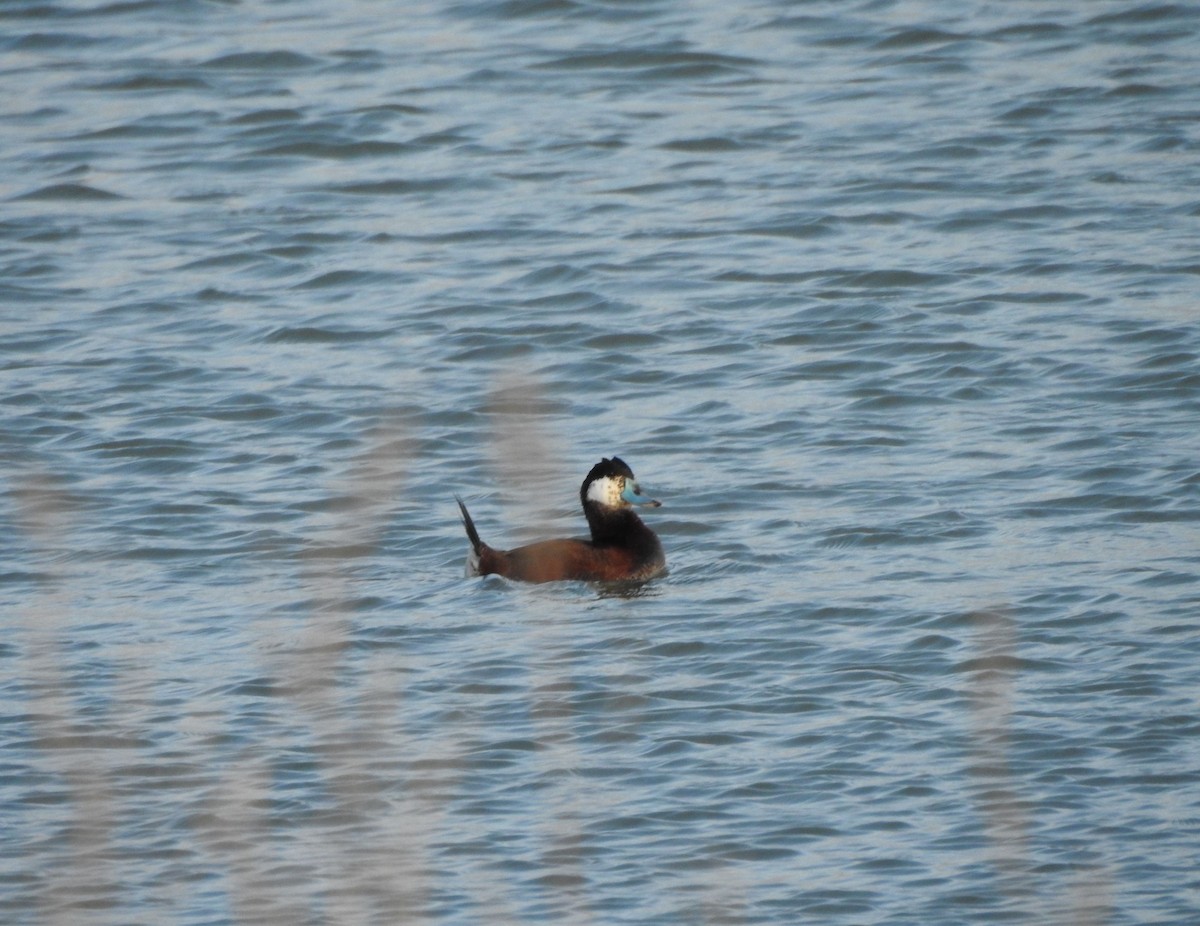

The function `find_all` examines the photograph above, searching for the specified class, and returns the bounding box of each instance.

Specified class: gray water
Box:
[3,1,1199,923]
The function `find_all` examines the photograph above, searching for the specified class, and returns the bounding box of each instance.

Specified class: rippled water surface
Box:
[3,1,1200,923]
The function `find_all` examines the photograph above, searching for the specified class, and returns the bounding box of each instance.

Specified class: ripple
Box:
[201,50,324,71]
[264,325,388,344]
[534,45,760,81]
[12,182,125,201]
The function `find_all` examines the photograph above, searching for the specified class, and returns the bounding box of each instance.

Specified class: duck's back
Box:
[481,533,663,583]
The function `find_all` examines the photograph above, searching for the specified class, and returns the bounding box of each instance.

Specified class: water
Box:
[3,1,1199,923]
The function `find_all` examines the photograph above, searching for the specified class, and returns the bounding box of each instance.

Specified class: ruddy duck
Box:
[456,456,665,583]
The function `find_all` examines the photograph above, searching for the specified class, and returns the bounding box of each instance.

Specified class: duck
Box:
[456,456,666,583]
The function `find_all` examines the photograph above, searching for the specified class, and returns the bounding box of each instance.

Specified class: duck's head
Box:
[581,456,661,512]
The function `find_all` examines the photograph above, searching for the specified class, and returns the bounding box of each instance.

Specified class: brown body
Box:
[471,529,665,583]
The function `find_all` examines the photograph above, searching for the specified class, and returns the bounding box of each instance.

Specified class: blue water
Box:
[3,1,1199,923]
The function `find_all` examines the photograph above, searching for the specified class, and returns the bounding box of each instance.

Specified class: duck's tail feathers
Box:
[455,495,483,576]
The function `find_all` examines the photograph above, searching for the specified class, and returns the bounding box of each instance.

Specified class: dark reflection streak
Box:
[279,413,436,922]
[966,608,1112,926]
[966,610,1031,880]
[487,374,597,920]
[11,471,120,921]
[482,372,746,924]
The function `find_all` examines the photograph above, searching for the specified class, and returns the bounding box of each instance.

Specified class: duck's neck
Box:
[585,505,654,548]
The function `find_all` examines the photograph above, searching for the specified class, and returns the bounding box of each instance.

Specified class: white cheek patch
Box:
[586,476,623,507]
